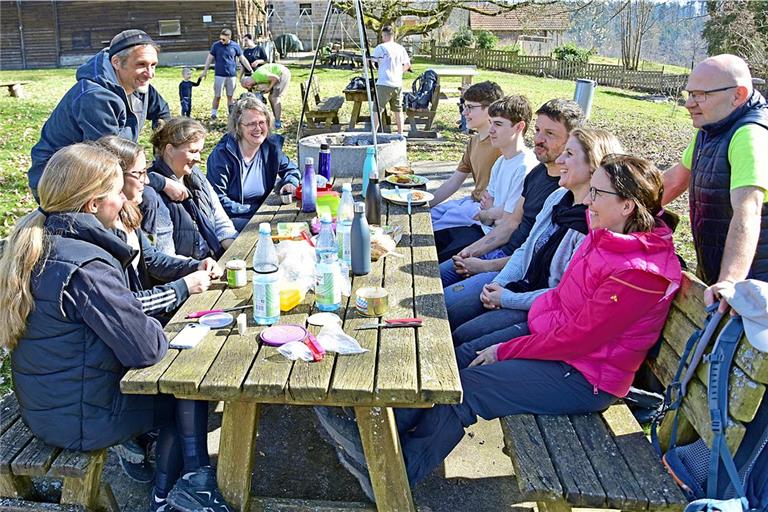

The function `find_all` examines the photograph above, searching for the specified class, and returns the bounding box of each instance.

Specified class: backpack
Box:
[653,307,768,512]
[403,70,438,110]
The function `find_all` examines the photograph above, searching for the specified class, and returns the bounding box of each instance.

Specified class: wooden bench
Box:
[300,81,344,135]
[404,83,441,138]
[501,272,768,512]
[0,393,118,511]
[0,82,29,98]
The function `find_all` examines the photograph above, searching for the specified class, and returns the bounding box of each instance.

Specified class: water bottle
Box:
[361,146,376,198]
[351,202,371,276]
[337,183,354,265]
[315,215,341,311]
[302,157,317,213]
[253,222,280,324]
[318,143,332,181]
[365,170,382,226]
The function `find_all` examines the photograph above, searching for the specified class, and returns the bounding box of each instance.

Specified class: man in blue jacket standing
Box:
[28,29,171,201]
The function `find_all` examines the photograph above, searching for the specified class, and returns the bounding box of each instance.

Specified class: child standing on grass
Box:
[179,67,202,117]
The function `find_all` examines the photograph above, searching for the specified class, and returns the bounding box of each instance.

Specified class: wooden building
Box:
[467,3,569,56]
[0,0,265,70]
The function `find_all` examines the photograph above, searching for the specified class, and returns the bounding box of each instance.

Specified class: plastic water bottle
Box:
[351,202,371,276]
[315,215,341,311]
[337,183,354,265]
[361,147,376,198]
[365,170,382,226]
[318,143,332,181]
[302,157,317,213]
[253,222,280,325]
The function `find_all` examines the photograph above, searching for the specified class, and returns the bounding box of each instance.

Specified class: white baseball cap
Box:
[719,279,768,352]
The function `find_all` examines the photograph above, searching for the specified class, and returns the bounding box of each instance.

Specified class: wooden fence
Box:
[431,46,689,95]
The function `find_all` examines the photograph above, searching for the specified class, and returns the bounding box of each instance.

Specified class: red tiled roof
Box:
[469,3,570,32]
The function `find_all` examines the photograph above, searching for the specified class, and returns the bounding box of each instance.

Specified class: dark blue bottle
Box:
[302,157,317,213]
[318,143,332,181]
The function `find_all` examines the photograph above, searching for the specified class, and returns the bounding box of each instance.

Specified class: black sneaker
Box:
[313,406,365,465]
[149,492,179,512]
[166,466,234,512]
[112,438,154,483]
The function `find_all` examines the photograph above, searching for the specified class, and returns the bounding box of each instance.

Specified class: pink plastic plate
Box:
[260,324,308,346]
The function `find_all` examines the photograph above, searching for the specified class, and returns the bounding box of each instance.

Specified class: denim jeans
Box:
[440,249,507,287]
[444,272,497,331]
[452,308,530,348]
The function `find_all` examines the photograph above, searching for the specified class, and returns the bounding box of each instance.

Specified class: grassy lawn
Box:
[0,57,697,394]
[589,55,691,75]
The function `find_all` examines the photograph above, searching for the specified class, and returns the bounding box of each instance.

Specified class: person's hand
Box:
[461,257,488,277]
[163,178,189,201]
[704,280,734,313]
[469,343,500,367]
[279,183,296,195]
[480,191,493,210]
[198,258,223,279]
[199,71,207,81]
[183,270,212,294]
[480,282,503,309]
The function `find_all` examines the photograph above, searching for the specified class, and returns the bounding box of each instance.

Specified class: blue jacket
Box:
[12,213,168,451]
[690,91,768,284]
[206,133,300,226]
[28,50,170,199]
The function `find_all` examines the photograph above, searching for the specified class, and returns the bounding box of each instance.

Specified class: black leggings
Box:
[154,399,210,497]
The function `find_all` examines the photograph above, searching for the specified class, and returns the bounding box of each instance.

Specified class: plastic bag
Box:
[278,341,314,361]
[317,323,368,355]
[276,240,316,296]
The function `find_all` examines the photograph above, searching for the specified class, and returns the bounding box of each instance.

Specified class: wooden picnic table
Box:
[343,89,399,132]
[429,67,479,98]
[120,177,462,512]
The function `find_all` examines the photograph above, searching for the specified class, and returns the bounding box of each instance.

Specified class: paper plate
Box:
[199,312,234,328]
[307,312,343,327]
[381,189,434,206]
[260,324,308,346]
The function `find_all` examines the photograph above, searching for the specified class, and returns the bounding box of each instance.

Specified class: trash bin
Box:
[573,79,597,119]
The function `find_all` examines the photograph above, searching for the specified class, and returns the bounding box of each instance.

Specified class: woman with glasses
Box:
[447,129,623,349]
[390,154,683,486]
[147,117,238,259]
[206,95,300,231]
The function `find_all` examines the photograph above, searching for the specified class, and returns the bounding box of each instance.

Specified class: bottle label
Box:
[253,279,280,320]
[316,264,340,306]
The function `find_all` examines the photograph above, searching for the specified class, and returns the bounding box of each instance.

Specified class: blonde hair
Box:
[228,94,273,139]
[150,116,206,158]
[569,128,624,172]
[93,136,145,231]
[0,144,121,350]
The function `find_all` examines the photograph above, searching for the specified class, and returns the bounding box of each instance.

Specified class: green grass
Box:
[589,55,691,75]
[0,57,698,394]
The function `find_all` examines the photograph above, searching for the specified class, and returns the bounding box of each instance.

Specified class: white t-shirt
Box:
[372,41,410,88]
[482,148,538,235]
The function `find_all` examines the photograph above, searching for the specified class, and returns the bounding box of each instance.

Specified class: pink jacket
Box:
[496,219,682,397]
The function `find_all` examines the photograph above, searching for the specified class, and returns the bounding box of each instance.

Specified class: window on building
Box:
[71,31,91,49]
[158,19,182,36]
[299,3,312,16]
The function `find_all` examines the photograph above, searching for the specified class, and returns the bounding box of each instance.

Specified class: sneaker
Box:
[274,120,283,129]
[210,113,218,120]
[336,447,375,502]
[313,406,365,464]
[149,492,179,512]
[112,438,154,483]
[166,466,233,512]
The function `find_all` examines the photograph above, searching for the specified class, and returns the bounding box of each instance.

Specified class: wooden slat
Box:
[602,405,688,510]
[10,435,59,477]
[569,412,648,510]
[410,207,462,404]
[0,393,21,434]
[538,415,606,507]
[0,420,33,475]
[48,448,101,479]
[500,414,563,502]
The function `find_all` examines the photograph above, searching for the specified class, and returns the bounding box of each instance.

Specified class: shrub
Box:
[499,43,522,55]
[475,30,498,50]
[552,43,593,64]
[450,27,476,49]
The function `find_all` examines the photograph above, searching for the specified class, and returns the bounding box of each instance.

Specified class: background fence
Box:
[431,46,689,95]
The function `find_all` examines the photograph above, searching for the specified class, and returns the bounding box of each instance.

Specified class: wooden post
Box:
[218,400,260,512]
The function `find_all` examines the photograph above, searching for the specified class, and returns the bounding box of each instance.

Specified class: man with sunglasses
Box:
[662,54,768,310]
[199,28,254,120]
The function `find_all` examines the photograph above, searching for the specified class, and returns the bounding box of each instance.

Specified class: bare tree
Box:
[617,0,656,70]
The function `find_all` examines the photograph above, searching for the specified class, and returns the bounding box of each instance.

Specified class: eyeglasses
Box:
[462,103,485,112]
[241,121,267,128]
[124,170,148,181]
[681,85,737,104]
[588,186,621,201]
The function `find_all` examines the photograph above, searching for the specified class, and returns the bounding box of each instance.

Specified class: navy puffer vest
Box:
[689,91,768,284]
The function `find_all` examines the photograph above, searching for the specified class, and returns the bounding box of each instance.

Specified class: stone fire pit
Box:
[297,132,408,178]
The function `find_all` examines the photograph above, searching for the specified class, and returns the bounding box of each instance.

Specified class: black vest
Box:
[690,91,768,284]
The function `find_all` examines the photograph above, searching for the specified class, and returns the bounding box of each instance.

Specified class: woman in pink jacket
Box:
[394,154,683,484]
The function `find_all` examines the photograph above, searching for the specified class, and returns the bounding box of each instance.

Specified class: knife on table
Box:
[186,304,251,319]
[355,318,423,330]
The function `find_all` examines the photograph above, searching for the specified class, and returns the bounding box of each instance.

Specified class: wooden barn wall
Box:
[19,2,58,68]
[0,1,24,70]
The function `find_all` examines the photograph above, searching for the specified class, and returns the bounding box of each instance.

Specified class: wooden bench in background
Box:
[0,82,30,98]
[0,393,118,511]
[404,83,441,138]
[501,272,768,512]
[300,81,344,135]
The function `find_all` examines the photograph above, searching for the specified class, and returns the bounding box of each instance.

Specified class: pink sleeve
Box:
[496,269,670,362]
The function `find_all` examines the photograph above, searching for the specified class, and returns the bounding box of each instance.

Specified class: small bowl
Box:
[280,193,293,205]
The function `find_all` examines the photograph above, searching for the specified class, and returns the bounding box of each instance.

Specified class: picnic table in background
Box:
[120,176,462,512]
[429,67,479,98]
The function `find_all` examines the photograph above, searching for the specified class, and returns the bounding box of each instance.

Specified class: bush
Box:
[552,43,593,64]
[499,43,522,55]
[475,30,498,50]
[450,27,476,49]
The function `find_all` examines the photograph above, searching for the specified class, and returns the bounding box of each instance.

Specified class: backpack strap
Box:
[705,315,746,499]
